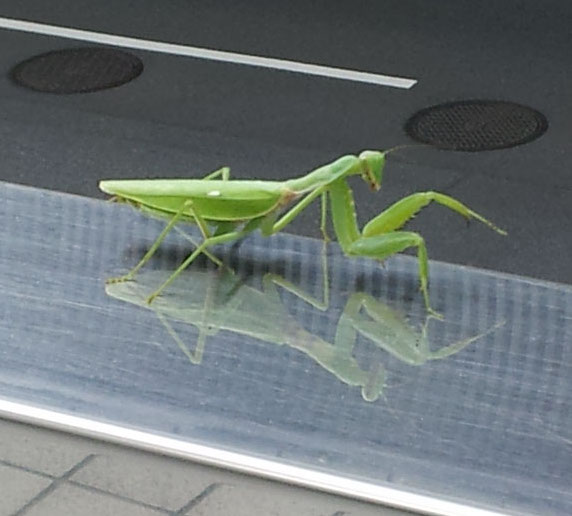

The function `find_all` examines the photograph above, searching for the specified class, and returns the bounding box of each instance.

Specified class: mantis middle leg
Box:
[271,186,331,240]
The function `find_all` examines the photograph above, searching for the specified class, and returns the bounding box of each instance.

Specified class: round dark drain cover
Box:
[11,47,143,94]
[405,100,547,151]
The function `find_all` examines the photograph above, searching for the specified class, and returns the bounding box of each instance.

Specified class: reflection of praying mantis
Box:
[106,267,502,402]
[100,149,505,315]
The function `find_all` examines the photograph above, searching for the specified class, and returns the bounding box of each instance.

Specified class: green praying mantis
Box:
[100,148,506,316]
[106,266,503,402]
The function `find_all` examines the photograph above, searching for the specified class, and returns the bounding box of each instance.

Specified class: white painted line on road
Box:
[0,16,417,89]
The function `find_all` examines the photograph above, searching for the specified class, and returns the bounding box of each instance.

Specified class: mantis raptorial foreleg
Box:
[351,230,433,312]
[328,181,505,318]
[362,191,506,236]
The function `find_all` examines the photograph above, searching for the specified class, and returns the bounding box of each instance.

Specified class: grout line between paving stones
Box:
[1,451,221,515]
[0,458,56,480]
[10,454,96,516]
[171,483,222,515]
[0,430,364,516]
[66,480,172,514]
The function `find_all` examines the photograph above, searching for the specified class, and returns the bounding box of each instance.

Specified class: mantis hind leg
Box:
[147,226,256,304]
[347,231,441,318]
[362,191,507,237]
[107,200,194,284]
[108,200,221,285]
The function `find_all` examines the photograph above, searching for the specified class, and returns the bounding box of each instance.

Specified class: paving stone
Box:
[0,420,414,516]
[0,419,94,477]
[23,483,165,516]
[70,450,227,511]
[0,463,51,516]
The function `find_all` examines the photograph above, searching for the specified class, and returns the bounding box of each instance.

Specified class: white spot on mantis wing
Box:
[208,190,221,197]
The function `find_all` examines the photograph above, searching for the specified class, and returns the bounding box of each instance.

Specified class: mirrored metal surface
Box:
[1,181,570,515]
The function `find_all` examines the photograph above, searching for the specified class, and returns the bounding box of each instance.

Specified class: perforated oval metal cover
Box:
[11,47,143,94]
[405,100,548,151]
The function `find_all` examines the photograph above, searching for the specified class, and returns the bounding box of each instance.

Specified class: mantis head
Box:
[358,150,386,191]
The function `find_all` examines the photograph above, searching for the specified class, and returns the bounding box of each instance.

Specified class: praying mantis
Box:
[100,149,506,315]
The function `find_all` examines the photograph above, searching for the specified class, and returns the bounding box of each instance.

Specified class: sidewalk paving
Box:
[0,418,409,516]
